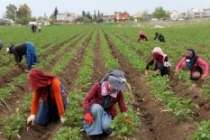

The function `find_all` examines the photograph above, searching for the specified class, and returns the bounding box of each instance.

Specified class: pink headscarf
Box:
[152,47,167,63]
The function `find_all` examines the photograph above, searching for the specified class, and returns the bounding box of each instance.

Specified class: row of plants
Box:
[0,29,91,100]
[53,28,140,140]
[0,25,92,74]
[53,29,97,140]
[103,24,210,139]
[0,29,95,139]
[103,28,197,120]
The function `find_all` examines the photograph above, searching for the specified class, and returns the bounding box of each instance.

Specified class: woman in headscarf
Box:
[0,39,3,51]
[82,69,130,136]
[154,32,165,42]
[6,42,38,72]
[145,47,170,76]
[138,31,148,42]
[175,48,208,80]
[27,69,67,126]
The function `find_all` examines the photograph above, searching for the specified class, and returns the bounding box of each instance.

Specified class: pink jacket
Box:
[175,57,209,74]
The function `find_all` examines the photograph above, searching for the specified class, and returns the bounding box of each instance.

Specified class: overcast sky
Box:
[1,0,210,17]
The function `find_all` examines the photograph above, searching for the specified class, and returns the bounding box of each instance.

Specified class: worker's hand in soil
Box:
[14,64,19,69]
[27,115,35,126]
[144,70,148,75]
[60,117,66,124]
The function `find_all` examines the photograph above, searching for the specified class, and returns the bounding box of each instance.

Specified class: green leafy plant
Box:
[190,121,210,140]
[3,113,25,140]
[53,127,83,140]
[110,112,140,140]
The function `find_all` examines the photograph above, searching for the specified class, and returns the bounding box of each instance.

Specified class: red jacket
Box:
[83,83,127,118]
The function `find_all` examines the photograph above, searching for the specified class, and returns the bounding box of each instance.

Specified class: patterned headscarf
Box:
[100,69,126,91]
[186,48,196,70]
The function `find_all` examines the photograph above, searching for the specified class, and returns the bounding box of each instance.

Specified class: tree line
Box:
[3,3,170,25]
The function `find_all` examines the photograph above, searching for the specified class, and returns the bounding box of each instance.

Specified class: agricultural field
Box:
[0,22,210,140]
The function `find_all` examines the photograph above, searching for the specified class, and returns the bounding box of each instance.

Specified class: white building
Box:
[186,7,210,18]
[170,10,179,20]
[133,12,143,18]
[57,12,76,23]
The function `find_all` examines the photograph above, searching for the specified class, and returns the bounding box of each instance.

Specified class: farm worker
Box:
[38,25,41,32]
[0,39,3,51]
[31,24,37,32]
[138,31,148,42]
[175,48,209,80]
[154,32,165,42]
[145,47,171,76]
[26,69,67,126]
[6,42,38,72]
[82,70,131,136]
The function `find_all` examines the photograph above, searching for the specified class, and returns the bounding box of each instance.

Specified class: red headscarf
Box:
[29,69,55,91]
[29,69,55,103]
[152,53,164,63]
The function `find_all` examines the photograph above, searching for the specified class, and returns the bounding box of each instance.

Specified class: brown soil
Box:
[1,27,209,140]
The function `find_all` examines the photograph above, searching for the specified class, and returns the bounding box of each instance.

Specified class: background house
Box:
[170,10,179,20]
[133,12,143,18]
[114,12,129,22]
[102,15,114,22]
[57,12,76,23]
[0,18,14,25]
[186,8,210,19]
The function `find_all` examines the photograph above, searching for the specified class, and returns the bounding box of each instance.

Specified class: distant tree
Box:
[96,18,103,23]
[5,4,17,20]
[142,10,149,20]
[75,17,83,22]
[54,7,58,17]
[86,11,92,19]
[37,16,43,22]
[82,11,85,16]
[98,11,100,17]
[16,4,31,18]
[152,7,168,19]
[44,13,47,20]
[15,17,36,25]
[129,16,134,21]
[94,10,97,19]
[83,16,91,23]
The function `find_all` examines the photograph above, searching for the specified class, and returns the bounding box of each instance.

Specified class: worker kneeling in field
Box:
[154,32,165,42]
[175,48,208,80]
[82,70,132,137]
[138,31,148,42]
[27,69,67,126]
[6,42,38,72]
[145,47,171,76]
[0,39,3,51]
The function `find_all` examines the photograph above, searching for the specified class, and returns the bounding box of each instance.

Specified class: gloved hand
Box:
[84,112,93,125]
[125,118,133,125]
[24,69,30,73]
[144,70,148,75]
[27,115,35,126]
[60,117,66,124]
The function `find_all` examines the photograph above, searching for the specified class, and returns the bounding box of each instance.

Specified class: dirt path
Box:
[0,30,94,140]
[11,30,95,140]
[103,32,195,140]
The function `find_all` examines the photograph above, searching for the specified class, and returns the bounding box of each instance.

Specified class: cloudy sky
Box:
[0,0,209,17]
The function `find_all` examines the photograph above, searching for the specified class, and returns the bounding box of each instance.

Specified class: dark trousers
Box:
[35,98,67,126]
[156,63,170,76]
